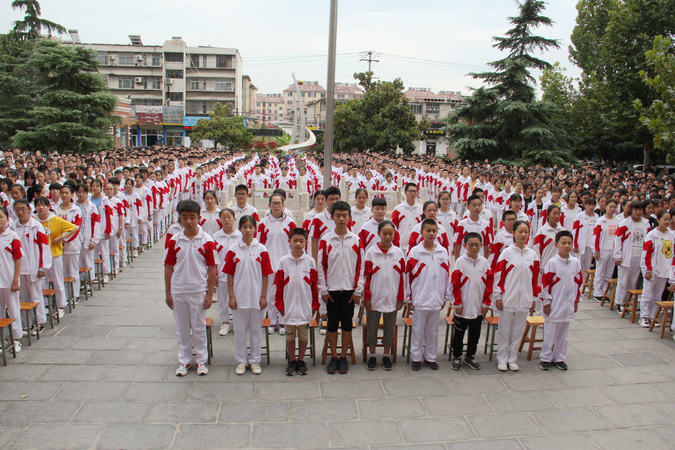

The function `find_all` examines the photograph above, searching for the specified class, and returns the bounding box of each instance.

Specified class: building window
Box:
[165,52,184,62]
[216,56,231,68]
[216,82,232,91]
[118,53,134,65]
[96,52,107,65]
[150,79,161,90]
[166,69,183,79]
[152,54,161,66]
[426,105,440,114]
[118,77,134,89]
[168,92,183,102]
[190,54,199,67]
[412,103,422,114]
[202,55,208,67]
[189,80,200,90]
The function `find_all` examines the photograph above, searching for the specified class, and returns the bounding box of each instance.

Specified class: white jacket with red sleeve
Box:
[532,222,565,271]
[56,204,83,256]
[358,217,401,254]
[318,230,363,297]
[641,228,675,281]
[258,214,296,270]
[405,242,451,310]
[274,253,319,325]
[407,221,450,254]
[492,245,541,312]
[391,201,423,252]
[592,214,618,252]
[451,254,493,319]
[540,254,583,322]
[10,217,52,282]
[76,200,100,249]
[363,243,405,313]
[614,217,651,266]
[572,210,598,251]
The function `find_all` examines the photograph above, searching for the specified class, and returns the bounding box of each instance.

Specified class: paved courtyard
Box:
[0,243,674,449]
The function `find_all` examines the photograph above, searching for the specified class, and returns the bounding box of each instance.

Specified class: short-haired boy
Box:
[165,200,217,377]
[539,230,582,371]
[451,232,493,370]
[275,228,319,376]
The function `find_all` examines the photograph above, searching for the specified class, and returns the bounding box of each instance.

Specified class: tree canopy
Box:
[11,0,65,40]
[446,0,572,166]
[190,102,253,149]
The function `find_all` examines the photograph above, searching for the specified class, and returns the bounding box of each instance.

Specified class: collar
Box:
[178,227,204,242]
[237,238,259,248]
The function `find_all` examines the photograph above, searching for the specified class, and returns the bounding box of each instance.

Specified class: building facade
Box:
[255,94,285,125]
[70,35,252,147]
[404,88,464,156]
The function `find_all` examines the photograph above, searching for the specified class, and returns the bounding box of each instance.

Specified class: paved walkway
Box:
[1,243,674,449]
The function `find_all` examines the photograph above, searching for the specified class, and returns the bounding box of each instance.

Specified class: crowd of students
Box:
[1,146,674,377]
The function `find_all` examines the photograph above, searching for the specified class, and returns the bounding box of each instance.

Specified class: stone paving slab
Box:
[1,243,675,449]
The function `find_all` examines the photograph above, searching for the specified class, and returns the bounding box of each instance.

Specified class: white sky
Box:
[6,0,581,95]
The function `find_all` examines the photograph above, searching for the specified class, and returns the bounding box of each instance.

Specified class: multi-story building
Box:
[282,81,326,118]
[255,94,285,125]
[404,88,465,156]
[278,81,364,128]
[69,34,253,147]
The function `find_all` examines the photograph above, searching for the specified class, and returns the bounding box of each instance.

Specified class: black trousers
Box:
[452,315,483,359]
[326,290,355,332]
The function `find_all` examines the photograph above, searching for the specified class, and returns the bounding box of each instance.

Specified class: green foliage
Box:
[569,0,675,164]
[190,102,253,149]
[447,0,572,166]
[275,133,292,147]
[333,71,424,154]
[635,36,675,161]
[11,0,65,40]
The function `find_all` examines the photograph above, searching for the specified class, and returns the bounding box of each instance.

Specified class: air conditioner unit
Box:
[136,55,144,61]
[165,79,173,85]
[135,77,144,84]
[108,55,116,61]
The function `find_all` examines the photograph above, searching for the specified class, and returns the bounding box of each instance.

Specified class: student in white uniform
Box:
[164,200,217,377]
[212,208,241,336]
[351,189,372,235]
[592,199,619,300]
[391,183,423,254]
[0,206,23,354]
[614,201,650,313]
[199,190,221,237]
[572,197,599,272]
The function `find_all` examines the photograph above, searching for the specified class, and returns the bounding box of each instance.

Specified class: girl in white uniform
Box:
[592,200,619,298]
[212,208,241,336]
[640,210,675,327]
[199,190,221,237]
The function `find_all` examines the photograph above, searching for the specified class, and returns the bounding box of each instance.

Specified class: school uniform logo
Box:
[661,238,673,258]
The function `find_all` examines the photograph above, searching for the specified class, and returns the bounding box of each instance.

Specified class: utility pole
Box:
[360,51,379,72]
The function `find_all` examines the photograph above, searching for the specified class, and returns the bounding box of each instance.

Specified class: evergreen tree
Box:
[11,0,65,40]
[447,0,572,165]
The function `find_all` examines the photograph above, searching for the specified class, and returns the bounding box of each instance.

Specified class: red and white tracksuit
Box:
[358,218,401,254]
[455,217,493,258]
[274,253,319,326]
[592,215,619,296]
[213,228,242,324]
[363,244,406,312]
[391,201,423,253]
[640,228,675,320]
[572,211,599,271]
[407,221,450,254]
[540,254,582,363]
[614,218,650,306]
[57,204,83,298]
[0,228,22,340]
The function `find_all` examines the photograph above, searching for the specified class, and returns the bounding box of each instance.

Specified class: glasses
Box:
[466,242,482,247]
[14,208,29,212]
[270,202,283,206]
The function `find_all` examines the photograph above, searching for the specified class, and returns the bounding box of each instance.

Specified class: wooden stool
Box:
[400,304,413,363]
[600,279,618,310]
[483,316,499,361]
[286,319,318,366]
[259,318,271,365]
[205,318,213,365]
[650,301,674,338]
[321,321,356,364]
[42,289,58,328]
[519,316,545,361]
[361,315,398,363]
[621,289,642,323]
[79,267,93,300]
[442,305,457,359]
[0,319,17,366]
[126,239,133,264]
[582,269,596,299]
[93,259,105,290]
[20,302,40,346]
[63,277,75,313]
[109,252,117,279]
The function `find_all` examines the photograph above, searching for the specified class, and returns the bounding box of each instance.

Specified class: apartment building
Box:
[404,88,465,156]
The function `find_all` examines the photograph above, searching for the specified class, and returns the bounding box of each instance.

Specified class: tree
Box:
[446,0,573,166]
[569,0,675,165]
[11,0,65,40]
[190,102,252,149]
[334,71,425,154]
[635,36,675,160]
[10,40,119,153]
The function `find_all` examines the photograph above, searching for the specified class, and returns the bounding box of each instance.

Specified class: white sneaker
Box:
[319,326,327,336]
[508,362,520,372]
[219,323,230,336]
[196,364,208,375]
[57,309,65,319]
[497,363,508,372]
[639,318,650,328]
[132,250,139,258]
[235,363,246,375]
[278,326,285,336]
[176,364,189,376]
[251,363,262,375]
[13,341,21,354]
[267,326,275,335]
[103,275,110,283]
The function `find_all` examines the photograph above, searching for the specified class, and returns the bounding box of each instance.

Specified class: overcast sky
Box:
[6,0,581,95]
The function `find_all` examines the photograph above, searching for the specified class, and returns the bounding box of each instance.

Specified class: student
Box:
[436,191,458,250]
[614,201,650,313]
[526,187,546,237]
[640,210,675,327]
[34,197,79,319]
[231,184,260,222]
[318,201,363,374]
[164,200,217,377]
[572,197,599,272]
[391,183,423,253]
[490,210,516,270]
[560,191,581,231]
[123,178,142,257]
[0,205,23,354]
[592,199,619,301]
[358,197,401,253]
[507,193,529,223]
[212,208,241,336]
[133,173,152,250]
[56,184,83,303]
[363,220,405,371]
[532,205,566,314]
[407,201,451,253]
[103,182,124,274]
[492,220,540,372]
[455,195,493,259]
[351,188,372,235]
[199,190,221,237]
[258,193,296,335]
[311,186,342,260]
[406,219,452,371]
[224,215,273,376]
[274,228,319,376]
[451,232,492,370]
[539,230,582,371]
[75,184,100,284]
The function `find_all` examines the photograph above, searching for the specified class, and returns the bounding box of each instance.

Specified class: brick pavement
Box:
[0,243,674,449]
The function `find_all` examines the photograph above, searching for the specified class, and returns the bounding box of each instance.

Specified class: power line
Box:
[360,51,379,72]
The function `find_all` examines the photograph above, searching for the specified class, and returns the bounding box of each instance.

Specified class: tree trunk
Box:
[643,143,651,170]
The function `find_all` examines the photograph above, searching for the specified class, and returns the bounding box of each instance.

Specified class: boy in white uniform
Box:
[164,200,217,377]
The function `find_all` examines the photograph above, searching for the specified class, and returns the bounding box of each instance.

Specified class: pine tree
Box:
[447,0,572,165]
[11,0,65,40]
